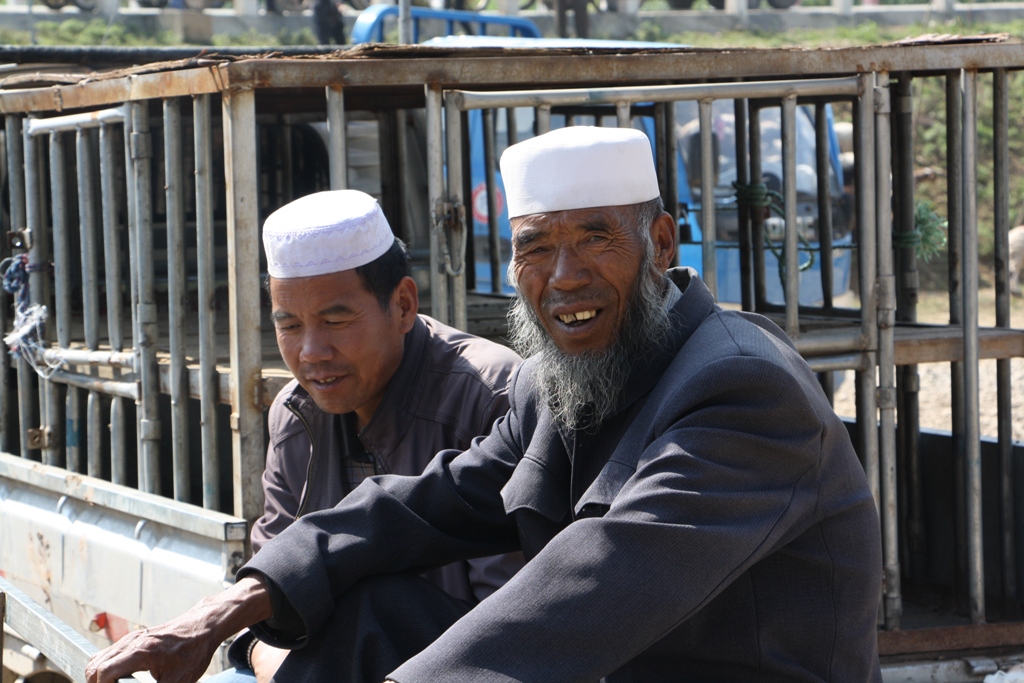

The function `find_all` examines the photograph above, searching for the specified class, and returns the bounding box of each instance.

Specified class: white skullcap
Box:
[263,190,394,279]
[500,126,660,219]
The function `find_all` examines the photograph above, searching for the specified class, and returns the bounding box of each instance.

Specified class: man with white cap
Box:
[88,127,882,683]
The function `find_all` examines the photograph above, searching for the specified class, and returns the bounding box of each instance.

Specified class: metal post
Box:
[506,107,518,147]
[194,94,220,511]
[426,84,449,325]
[875,71,901,631]
[99,122,126,485]
[122,110,143,475]
[664,100,678,261]
[781,95,799,339]
[750,105,767,311]
[482,108,502,293]
[735,98,753,312]
[0,121,8,454]
[536,105,551,135]
[164,98,190,503]
[946,68,967,611]
[76,127,103,479]
[223,88,265,530]
[699,98,717,299]
[962,69,985,625]
[445,94,468,331]
[49,131,70,471]
[18,124,41,462]
[992,67,1016,605]
[326,86,348,191]
[616,101,630,129]
[399,0,413,44]
[655,103,669,206]
[130,101,161,496]
[814,103,834,311]
[4,116,28,456]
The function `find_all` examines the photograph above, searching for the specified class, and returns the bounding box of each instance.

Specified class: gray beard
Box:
[507,260,672,433]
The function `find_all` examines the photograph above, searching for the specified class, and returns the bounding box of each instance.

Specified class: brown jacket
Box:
[252,314,524,602]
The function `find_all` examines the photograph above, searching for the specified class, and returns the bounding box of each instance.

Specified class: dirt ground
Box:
[830,286,1024,441]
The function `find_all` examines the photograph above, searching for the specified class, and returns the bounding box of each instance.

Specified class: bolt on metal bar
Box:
[445,93,468,331]
[449,76,862,112]
[100,121,127,484]
[962,69,985,625]
[426,85,449,325]
[222,88,266,528]
[327,85,347,191]
[50,130,72,471]
[735,98,753,312]
[25,106,125,136]
[992,67,1016,605]
[749,104,767,312]
[17,119,40,460]
[814,103,834,311]
[874,71,901,631]
[781,94,800,339]
[131,101,161,496]
[482,108,502,294]
[946,69,968,609]
[76,127,103,479]
[164,98,190,503]
[699,98,717,299]
[194,94,220,511]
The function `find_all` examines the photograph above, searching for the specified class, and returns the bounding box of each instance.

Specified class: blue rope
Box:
[2,253,30,310]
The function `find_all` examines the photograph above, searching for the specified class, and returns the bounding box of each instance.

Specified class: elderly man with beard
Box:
[87,126,883,683]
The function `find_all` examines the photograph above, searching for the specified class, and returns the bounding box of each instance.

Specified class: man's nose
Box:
[549,245,591,291]
[299,329,333,363]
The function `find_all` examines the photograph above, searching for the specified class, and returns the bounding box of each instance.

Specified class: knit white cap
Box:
[499,126,661,219]
[263,190,394,279]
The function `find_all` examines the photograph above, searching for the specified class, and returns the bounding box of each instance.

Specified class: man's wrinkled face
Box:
[510,206,650,356]
[270,270,416,427]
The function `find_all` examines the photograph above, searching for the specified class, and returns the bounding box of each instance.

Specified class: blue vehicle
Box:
[460,91,854,306]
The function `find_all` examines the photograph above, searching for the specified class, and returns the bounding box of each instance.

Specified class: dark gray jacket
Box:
[252,314,524,602]
[243,268,883,683]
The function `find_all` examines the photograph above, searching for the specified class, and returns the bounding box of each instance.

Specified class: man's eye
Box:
[275,323,299,332]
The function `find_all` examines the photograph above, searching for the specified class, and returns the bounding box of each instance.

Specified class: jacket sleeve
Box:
[238,405,524,647]
[250,407,307,554]
[389,355,834,683]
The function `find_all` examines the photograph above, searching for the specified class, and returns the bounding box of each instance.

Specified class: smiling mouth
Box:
[308,376,341,388]
[557,310,598,325]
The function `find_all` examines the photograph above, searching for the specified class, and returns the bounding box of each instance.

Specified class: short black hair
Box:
[355,238,412,310]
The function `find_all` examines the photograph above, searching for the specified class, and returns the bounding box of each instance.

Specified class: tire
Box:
[765,0,795,7]
[72,0,97,12]
[667,0,695,9]
[135,0,168,8]
[275,0,310,12]
[39,0,69,10]
[708,0,759,9]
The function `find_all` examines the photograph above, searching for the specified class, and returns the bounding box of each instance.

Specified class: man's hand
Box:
[86,576,274,683]
[251,641,290,683]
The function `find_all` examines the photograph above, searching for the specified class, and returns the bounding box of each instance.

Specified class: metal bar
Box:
[40,348,135,369]
[426,84,449,325]
[616,101,630,128]
[699,98,716,299]
[98,142,128,487]
[735,98,753,312]
[222,88,266,529]
[536,105,551,135]
[792,328,868,356]
[993,67,1015,604]
[749,105,767,311]
[506,107,518,147]
[875,71,901,631]
[3,115,26,456]
[76,127,103,479]
[131,101,161,496]
[164,97,190,503]
[962,69,984,625]
[123,108,142,474]
[0,575,140,683]
[663,99,678,264]
[194,93,220,511]
[326,85,347,191]
[50,130,71,470]
[814,103,834,310]
[25,106,125,136]
[18,121,40,461]
[805,352,871,373]
[482,108,502,293]
[445,93,468,331]
[878,621,1024,657]
[49,369,139,400]
[781,95,799,339]
[655,102,668,208]
[0,451,247,541]
[946,68,967,611]
[449,76,863,112]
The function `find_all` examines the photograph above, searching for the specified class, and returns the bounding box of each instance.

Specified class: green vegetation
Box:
[211,26,318,45]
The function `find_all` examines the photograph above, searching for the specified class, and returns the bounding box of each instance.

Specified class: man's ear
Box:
[651,212,677,271]
[392,276,419,334]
